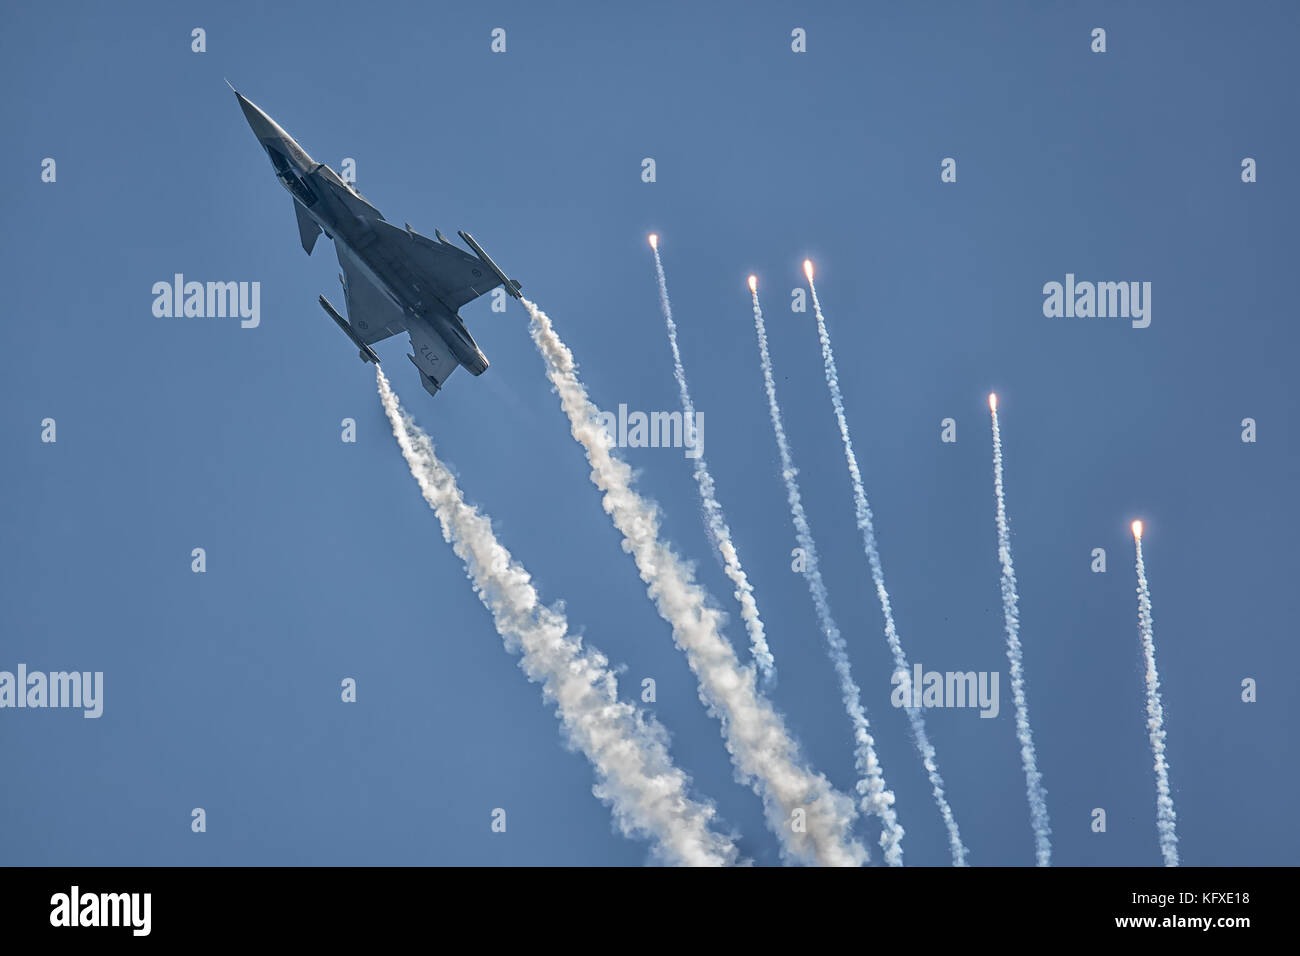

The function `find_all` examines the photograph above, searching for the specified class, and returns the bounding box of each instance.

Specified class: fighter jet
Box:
[231,86,522,397]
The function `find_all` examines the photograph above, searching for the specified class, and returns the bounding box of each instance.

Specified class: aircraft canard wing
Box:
[293,198,322,255]
[336,244,408,346]
[315,166,384,221]
[370,219,505,312]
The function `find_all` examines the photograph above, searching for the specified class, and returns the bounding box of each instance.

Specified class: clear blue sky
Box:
[2,0,1295,865]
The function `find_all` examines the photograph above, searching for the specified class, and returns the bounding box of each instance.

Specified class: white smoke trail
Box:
[749,287,904,866]
[376,366,740,867]
[651,247,776,683]
[522,296,867,866]
[990,400,1053,866]
[807,279,967,866]
[1134,533,1180,867]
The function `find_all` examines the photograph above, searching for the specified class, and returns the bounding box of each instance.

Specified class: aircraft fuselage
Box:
[236,91,488,374]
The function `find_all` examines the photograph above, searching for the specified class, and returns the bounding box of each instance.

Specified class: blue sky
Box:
[1,0,1296,865]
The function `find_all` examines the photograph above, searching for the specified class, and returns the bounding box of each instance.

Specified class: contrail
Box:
[1132,521,1180,867]
[804,266,967,866]
[989,394,1052,866]
[748,279,904,866]
[522,295,868,866]
[650,237,776,683]
[376,366,740,867]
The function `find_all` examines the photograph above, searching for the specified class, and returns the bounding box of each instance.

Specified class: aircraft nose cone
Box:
[233,90,281,142]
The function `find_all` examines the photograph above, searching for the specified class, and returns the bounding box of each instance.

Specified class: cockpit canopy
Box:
[265,145,317,207]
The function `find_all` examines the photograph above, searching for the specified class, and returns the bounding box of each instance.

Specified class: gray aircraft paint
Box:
[233,87,521,398]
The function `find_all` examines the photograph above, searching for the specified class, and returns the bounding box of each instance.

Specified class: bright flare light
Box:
[648,234,658,249]
[803,259,814,281]
[1132,520,1144,540]
[989,393,998,412]
[747,275,757,292]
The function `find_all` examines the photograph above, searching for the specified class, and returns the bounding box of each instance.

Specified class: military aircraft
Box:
[231,85,521,397]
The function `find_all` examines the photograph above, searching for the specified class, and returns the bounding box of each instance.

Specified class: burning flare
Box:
[803,259,814,281]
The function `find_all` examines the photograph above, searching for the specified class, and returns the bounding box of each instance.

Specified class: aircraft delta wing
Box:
[232,85,523,401]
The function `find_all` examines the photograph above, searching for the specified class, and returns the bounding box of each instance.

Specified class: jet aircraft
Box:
[232,86,521,397]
